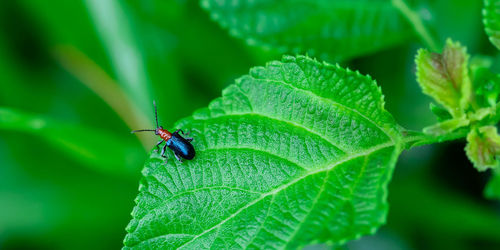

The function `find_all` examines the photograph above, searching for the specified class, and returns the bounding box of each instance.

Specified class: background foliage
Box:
[0,0,499,249]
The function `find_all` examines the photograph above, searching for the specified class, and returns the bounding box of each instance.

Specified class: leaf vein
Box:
[284,170,330,247]
[248,76,393,143]
[195,112,348,154]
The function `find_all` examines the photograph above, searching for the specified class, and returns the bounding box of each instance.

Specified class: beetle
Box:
[131,101,195,162]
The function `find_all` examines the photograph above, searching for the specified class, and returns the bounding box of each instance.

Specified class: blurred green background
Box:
[0,0,499,249]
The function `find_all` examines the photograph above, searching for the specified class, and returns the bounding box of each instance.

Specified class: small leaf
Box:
[422,116,469,135]
[200,0,412,60]
[469,107,495,122]
[429,102,452,122]
[123,55,403,248]
[470,56,500,109]
[471,67,500,108]
[415,39,472,118]
[465,126,500,172]
[485,170,500,199]
[483,0,500,50]
[0,107,143,175]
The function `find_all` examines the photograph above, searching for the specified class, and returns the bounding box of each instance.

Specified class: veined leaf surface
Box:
[200,0,412,60]
[124,55,403,248]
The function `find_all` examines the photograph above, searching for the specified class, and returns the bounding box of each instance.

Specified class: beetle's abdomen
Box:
[166,133,195,160]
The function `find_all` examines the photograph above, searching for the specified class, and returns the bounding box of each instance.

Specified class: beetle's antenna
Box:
[131,129,155,133]
[153,100,159,128]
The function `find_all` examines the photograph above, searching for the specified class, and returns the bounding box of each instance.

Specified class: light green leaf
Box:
[422,116,469,135]
[200,0,412,60]
[0,107,143,176]
[465,126,500,172]
[469,107,495,122]
[485,169,500,199]
[415,39,472,118]
[483,0,500,50]
[123,55,403,248]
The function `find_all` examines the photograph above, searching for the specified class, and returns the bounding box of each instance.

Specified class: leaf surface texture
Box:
[124,55,403,248]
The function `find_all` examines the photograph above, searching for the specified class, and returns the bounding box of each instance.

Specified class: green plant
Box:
[122,0,500,248]
[0,0,498,249]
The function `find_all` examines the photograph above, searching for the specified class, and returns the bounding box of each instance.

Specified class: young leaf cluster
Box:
[415,39,472,135]
[415,29,500,197]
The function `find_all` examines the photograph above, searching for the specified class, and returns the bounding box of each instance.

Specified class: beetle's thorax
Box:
[156,127,172,141]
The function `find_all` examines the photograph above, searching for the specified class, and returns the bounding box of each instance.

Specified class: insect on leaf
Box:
[200,0,412,60]
[123,55,403,248]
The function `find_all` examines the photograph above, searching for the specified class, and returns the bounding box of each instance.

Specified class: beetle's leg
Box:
[154,140,164,152]
[176,129,192,141]
[160,144,168,158]
[177,129,191,135]
[174,153,183,163]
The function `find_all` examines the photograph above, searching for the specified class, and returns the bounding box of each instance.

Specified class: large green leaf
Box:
[200,0,412,60]
[483,0,500,50]
[124,55,403,248]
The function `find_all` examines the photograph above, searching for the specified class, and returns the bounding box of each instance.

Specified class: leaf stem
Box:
[392,0,440,52]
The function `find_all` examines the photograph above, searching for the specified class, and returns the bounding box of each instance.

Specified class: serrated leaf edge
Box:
[127,55,403,248]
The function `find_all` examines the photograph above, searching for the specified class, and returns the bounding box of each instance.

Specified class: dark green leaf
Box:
[429,102,452,122]
[200,0,412,60]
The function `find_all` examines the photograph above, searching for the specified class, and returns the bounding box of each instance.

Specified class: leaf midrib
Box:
[136,145,311,223]
[194,112,348,154]
[283,153,370,248]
